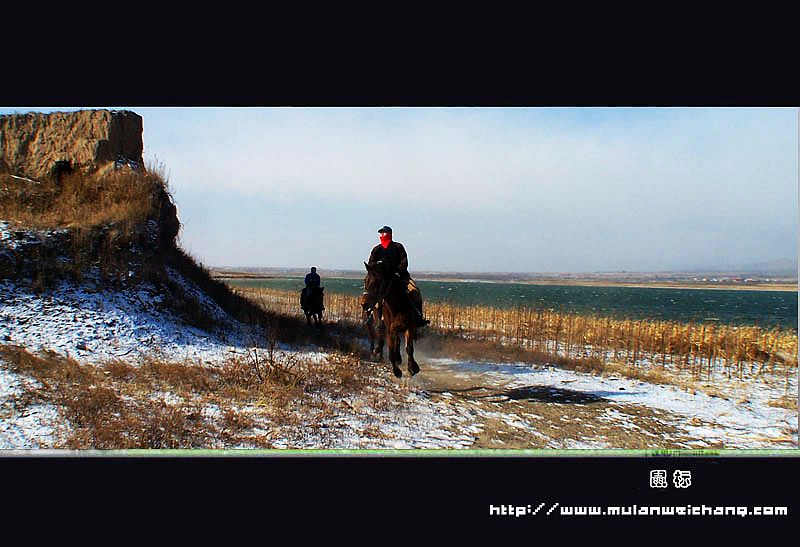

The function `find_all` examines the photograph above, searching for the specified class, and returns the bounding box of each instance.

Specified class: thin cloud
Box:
[2,106,796,272]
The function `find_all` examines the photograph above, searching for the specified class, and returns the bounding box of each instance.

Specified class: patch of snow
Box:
[0,277,263,366]
[429,358,798,449]
[148,391,184,406]
[0,361,61,449]
[262,389,478,450]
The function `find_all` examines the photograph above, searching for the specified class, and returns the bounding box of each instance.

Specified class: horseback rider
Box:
[302,266,321,308]
[305,267,320,291]
[367,226,429,327]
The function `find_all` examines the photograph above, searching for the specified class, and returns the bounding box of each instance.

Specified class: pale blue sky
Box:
[2,106,797,272]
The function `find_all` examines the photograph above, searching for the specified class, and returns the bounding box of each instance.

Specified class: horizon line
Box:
[210,266,798,276]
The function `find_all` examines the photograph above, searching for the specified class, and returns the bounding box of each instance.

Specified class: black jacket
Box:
[368,241,409,278]
[304,271,321,289]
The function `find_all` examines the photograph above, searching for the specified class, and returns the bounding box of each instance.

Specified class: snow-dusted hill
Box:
[1,272,250,365]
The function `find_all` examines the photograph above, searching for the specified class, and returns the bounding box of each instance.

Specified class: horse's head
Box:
[362,260,389,311]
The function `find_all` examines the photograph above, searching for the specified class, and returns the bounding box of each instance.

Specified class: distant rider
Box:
[366,226,429,327]
[303,266,321,307]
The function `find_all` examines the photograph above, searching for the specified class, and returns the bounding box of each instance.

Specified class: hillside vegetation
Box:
[1,164,175,284]
[1,165,298,335]
[0,165,168,231]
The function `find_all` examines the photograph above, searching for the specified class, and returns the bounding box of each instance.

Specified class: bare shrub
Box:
[103,359,136,381]
[140,357,215,394]
[302,353,372,397]
[220,407,256,436]
[137,400,194,449]
[767,396,798,411]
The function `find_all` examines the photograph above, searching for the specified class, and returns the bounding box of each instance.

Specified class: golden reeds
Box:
[234,286,798,383]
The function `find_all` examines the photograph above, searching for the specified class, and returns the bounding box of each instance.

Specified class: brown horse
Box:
[361,261,420,378]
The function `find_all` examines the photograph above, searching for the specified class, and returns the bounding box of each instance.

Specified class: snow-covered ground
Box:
[0,362,61,449]
[0,273,478,450]
[1,269,797,450]
[0,272,259,365]
[423,358,798,449]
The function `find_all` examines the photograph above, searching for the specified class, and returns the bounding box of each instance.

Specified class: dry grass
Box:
[601,360,678,386]
[1,345,209,448]
[767,396,798,411]
[302,353,377,397]
[0,162,168,231]
[1,162,177,289]
[0,342,381,449]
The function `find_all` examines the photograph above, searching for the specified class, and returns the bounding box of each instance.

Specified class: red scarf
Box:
[379,234,391,249]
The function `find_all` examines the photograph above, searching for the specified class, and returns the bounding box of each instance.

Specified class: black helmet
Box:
[378,225,392,234]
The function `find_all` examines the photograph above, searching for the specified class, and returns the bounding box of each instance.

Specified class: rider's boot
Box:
[407,292,430,327]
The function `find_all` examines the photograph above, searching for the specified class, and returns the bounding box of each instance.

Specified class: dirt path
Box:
[410,359,710,449]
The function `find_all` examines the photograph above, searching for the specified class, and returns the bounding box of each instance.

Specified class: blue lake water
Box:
[224,277,798,330]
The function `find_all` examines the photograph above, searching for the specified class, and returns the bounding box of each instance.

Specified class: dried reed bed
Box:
[234,286,798,385]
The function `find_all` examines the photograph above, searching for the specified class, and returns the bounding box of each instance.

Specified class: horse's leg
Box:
[405,329,419,376]
[375,319,386,358]
[367,325,375,355]
[393,333,403,367]
[387,328,402,378]
[363,310,375,353]
[376,335,384,359]
[305,311,311,327]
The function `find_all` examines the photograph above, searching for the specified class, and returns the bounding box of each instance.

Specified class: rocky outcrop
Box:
[0,109,185,289]
[0,110,144,181]
[155,186,180,248]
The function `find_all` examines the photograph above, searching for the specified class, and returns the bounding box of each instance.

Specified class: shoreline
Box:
[427,278,798,292]
[212,273,798,293]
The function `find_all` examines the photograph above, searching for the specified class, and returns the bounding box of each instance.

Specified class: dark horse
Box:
[361,261,420,378]
[300,286,324,328]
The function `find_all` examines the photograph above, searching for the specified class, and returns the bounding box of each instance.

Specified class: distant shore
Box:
[212,270,798,292]
[473,279,797,292]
